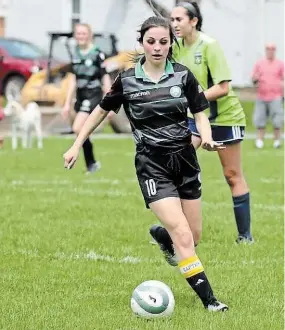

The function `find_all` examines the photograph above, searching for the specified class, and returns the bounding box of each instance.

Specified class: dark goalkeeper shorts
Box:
[75,89,103,114]
[135,144,202,208]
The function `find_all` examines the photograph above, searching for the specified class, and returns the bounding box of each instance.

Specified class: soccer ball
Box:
[131,280,175,318]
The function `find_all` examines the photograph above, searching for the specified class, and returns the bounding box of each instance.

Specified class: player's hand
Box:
[201,140,225,151]
[63,145,80,169]
[61,104,70,120]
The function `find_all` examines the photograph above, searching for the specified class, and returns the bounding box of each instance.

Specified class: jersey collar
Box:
[181,31,201,49]
[76,44,98,59]
[135,56,174,82]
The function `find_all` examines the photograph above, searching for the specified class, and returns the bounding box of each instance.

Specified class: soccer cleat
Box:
[149,224,178,267]
[235,235,254,245]
[86,161,101,174]
[273,140,281,149]
[149,237,158,245]
[206,300,229,312]
[255,139,264,149]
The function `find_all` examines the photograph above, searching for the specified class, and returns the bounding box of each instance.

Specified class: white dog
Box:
[4,99,43,150]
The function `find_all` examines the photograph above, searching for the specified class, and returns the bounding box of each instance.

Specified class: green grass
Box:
[0,137,283,330]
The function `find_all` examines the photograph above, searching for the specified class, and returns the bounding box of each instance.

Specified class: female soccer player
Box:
[63,16,228,312]
[62,23,111,173]
[170,2,253,243]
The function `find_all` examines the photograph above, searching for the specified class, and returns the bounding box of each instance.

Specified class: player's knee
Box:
[172,226,194,250]
[224,168,241,188]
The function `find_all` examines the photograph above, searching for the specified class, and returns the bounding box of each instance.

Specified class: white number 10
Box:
[145,179,157,196]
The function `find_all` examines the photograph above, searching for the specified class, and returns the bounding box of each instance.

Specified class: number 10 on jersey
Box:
[145,179,157,197]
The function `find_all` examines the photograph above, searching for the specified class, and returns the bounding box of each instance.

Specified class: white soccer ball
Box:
[131,280,175,318]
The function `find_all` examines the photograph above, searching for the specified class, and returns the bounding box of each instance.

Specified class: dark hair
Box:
[176,1,203,31]
[137,16,177,60]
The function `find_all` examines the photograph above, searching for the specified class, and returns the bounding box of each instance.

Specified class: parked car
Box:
[0,38,51,99]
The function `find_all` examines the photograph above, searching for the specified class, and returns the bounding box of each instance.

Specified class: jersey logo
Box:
[170,86,182,98]
[130,91,151,99]
[85,59,93,67]
[194,52,202,65]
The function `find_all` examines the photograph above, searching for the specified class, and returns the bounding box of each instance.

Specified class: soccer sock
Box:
[83,138,96,168]
[232,192,251,238]
[179,255,216,307]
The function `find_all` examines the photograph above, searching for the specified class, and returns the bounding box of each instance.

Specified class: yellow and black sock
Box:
[179,255,215,307]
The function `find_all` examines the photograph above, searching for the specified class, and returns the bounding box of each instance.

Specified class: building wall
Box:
[5,0,69,49]
[3,0,284,86]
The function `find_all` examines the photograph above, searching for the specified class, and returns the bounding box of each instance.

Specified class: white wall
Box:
[196,0,284,86]
[264,0,284,59]
[116,0,175,51]
[6,0,68,51]
[0,0,8,17]
[201,0,247,86]
[3,0,284,86]
[81,0,113,33]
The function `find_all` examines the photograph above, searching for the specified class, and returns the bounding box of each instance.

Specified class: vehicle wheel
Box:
[4,76,26,100]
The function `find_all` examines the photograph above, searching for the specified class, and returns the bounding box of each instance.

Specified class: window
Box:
[0,40,47,59]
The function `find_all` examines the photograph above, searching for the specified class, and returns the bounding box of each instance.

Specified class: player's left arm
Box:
[204,41,231,101]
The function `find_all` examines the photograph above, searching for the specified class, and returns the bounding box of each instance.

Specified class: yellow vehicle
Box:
[21,32,133,133]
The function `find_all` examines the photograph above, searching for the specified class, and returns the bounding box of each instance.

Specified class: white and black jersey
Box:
[100,57,209,151]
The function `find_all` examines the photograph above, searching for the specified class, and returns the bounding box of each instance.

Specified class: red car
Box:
[0,38,49,99]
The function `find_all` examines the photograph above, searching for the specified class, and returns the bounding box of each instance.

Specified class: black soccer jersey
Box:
[100,58,209,150]
[71,45,106,91]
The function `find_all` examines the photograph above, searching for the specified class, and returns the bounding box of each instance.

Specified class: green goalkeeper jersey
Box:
[173,32,246,126]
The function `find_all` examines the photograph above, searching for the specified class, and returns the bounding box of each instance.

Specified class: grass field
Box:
[0,137,283,330]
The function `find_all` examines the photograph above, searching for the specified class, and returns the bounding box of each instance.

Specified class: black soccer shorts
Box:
[75,89,103,114]
[135,144,202,208]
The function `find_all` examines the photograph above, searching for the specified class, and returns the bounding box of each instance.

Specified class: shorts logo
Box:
[170,86,182,98]
[82,100,91,107]
[194,52,202,65]
[80,99,91,112]
[85,59,93,67]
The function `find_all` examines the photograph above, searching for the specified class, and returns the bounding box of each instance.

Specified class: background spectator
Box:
[252,43,284,149]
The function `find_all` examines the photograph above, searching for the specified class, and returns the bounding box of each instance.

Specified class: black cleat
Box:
[149,224,178,266]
